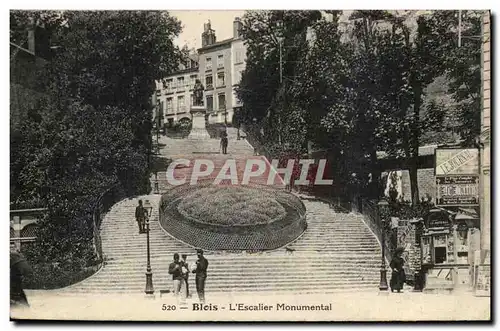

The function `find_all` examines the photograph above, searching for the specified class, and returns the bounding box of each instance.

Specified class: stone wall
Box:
[397,219,422,281]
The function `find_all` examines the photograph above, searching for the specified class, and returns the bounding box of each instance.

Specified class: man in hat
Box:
[135,200,147,234]
[168,253,184,299]
[192,249,209,303]
[390,247,406,293]
[180,254,191,298]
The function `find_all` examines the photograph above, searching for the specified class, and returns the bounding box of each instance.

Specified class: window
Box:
[159,101,164,118]
[217,72,225,87]
[235,49,244,64]
[206,57,212,70]
[206,95,214,112]
[166,98,173,113]
[235,70,243,84]
[178,96,185,112]
[218,93,226,110]
[205,75,213,89]
[189,75,197,88]
[217,54,224,68]
[235,89,242,105]
[177,77,185,89]
[163,79,173,91]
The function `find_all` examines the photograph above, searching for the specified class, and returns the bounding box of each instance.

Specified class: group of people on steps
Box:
[135,200,210,302]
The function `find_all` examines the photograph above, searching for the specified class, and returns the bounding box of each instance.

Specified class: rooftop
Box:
[198,37,236,52]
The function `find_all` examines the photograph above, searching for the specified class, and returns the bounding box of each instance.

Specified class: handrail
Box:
[361,199,396,261]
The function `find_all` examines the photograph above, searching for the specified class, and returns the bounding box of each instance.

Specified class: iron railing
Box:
[361,199,396,261]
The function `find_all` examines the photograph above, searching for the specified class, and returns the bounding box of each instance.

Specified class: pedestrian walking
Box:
[10,248,32,308]
[135,200,147,234]
[390,247,406,293]
[220,132,228,155]
[169,253,185,301]
[181,254,191,298]
[192,249,209,303]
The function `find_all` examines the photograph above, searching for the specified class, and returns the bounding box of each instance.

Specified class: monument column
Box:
[188,79,210,139]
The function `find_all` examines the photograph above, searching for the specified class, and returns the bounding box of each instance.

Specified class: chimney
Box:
[201,20,216,47]
[233,17,242,38]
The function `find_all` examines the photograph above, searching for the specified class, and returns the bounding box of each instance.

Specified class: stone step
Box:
[63,285,378,294]
[79,274,379,285]
[63,144,383,295]
[101,264,381,273]
[67,279,379,291]
[105,249,380,255]
[90,271,380,281]
[103,254,380,261]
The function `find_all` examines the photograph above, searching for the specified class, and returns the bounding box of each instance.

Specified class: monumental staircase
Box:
[62,129,382,294]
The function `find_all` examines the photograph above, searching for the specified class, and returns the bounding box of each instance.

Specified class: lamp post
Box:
[143,199,154,296]
[378,199,389,291]
[154,101,160,194]
[277,20,284,147]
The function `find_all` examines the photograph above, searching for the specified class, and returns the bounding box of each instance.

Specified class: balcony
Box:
[206,65,213,72]
[206,83,214,90]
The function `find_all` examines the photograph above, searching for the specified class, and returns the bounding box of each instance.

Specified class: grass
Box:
[177,186,286,226]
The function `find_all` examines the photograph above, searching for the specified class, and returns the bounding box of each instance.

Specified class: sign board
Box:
[475,265,491,297]
[427,211,450,228]
[436,175,479,207]
[435,148,479,175]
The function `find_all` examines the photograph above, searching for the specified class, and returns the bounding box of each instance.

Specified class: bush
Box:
[177,186,286,226]
[380,198,434,222]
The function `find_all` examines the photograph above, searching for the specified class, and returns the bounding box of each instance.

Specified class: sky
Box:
[171,10,246,50]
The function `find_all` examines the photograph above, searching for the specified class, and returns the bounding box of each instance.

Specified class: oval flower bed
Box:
[177,186,287,227]
[159,183,307,251]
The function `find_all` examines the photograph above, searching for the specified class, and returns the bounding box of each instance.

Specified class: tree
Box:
[10,10,183,286]
[438,11,483,144]
[237,10,322,146]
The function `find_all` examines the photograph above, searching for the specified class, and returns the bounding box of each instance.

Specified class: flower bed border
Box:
[159,182,307,251]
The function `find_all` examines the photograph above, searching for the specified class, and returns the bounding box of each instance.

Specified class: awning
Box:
[455,208,479,220]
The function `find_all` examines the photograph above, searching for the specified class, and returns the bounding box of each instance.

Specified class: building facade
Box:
[152,17,246,127]
[197,18,245,125]
[153,54,199,127]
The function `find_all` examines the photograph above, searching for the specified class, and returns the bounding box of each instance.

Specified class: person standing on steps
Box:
[220,131,228,155]
[169,253,185,300]
[390,247,406,293]
[181,254,191,298]
[192,249,209,303]
[135,200,147,234]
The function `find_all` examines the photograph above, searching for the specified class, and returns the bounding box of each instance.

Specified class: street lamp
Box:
[143,199,154,296]
[154,102,160,194]
[378,198,389,292]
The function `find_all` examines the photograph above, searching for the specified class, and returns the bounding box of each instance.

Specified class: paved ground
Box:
[11,290,490,322]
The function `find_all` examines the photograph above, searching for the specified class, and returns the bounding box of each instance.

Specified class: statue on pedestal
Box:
[193,79,205,107]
